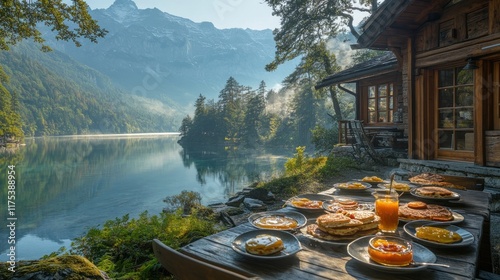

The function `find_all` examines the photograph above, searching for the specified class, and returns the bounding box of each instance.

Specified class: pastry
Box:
[245,234,284,255]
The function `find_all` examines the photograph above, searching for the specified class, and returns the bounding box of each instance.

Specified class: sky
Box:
[83,0,282,30]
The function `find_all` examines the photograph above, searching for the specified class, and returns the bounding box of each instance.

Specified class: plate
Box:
[299,218,378,246]
[356,178,389,185]
[248,211,307,231]
[334,181,372,192]
[231,229,301,259]
[410,187,461,201]
[403,221,474,248]
[377,181,418,193]
[285,193,334,212]
[347,235,437,273]
[298,219,353,246]
[399,210,464,224]
[322,199,375,212]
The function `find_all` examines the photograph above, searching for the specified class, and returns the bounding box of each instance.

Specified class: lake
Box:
[0,134,290,261]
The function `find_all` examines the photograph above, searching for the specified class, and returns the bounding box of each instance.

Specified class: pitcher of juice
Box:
[372,189,399,234]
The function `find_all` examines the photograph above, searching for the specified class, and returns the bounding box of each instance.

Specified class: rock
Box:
[226,194,245,207]
[0,255,109,280]
[246,188,270,201]
[243,198,267,211]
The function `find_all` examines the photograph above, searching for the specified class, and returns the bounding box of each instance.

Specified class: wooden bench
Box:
[152,239,260,280]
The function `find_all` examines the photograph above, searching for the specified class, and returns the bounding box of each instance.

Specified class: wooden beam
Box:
[407,37,415,159]
[415,33,500,67]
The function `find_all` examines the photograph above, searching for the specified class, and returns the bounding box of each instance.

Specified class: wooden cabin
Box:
[316,0,500,189]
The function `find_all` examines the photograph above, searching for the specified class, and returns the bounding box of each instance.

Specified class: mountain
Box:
[46,0,296,109]
[1,42,184,136]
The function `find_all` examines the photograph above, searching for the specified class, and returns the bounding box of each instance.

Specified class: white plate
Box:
[403,221,474,248]
[377,181,418,193]
[248,211,307,230]
[334,181,372,192]
[399,210,464,224]
[410,187,461,201]
[355,178,389,185]
[285,193,334,212]
[231,229,301,259]
[347,235,437,273]
[322,199,375,212]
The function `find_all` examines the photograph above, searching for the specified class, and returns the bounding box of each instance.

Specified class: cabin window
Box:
[367,83,394,123]
[436,67,474,151]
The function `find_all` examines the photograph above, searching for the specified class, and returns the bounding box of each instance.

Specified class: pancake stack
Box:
[306,211,380,241]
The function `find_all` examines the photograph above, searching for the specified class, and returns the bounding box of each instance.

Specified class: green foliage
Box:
[68,210,220,279]
[163,190,202,213]
[260,148,356,196]
[53,190,222,279]
[0,0,107,51]
[319,154,359,178]
[284,146,328,177]
[311,125,339,154]
[0,66,24,140]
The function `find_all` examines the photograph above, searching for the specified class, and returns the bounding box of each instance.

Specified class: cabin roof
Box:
[355,0,451,49]
[315,52,397,89]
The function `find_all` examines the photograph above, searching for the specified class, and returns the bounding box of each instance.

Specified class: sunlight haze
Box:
[83,0,281,30]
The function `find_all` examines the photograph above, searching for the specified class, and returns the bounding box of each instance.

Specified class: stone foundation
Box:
[397,159,500,194]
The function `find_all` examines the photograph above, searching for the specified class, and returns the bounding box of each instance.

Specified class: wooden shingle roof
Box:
[315,52,397,89]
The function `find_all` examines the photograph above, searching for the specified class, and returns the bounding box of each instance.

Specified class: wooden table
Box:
[181,187,491,279]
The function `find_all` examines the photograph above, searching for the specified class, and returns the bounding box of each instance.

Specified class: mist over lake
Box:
[0,134,289,261]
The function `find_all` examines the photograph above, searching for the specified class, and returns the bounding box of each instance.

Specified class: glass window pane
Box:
[456,108,473,128]
[439,109,454,128]
[378,112,387,122]
[378,97,387,110]
[389,96,394,109]
[438,88,453,108]
[368,86,375,98]
[438,131,453,149]
[389,84,393,96]
[456,68,473,85]
[456,86,473,106]
[456,131,474,151]
[378,85,387,97]
[439,69,454,87]
[368,99,376,111]
[369,112,377,123]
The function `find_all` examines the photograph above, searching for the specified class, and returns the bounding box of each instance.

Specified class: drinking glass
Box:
[372,189,399,234]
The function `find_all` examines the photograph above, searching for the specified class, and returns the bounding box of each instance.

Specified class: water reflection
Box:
[0,135,288,260]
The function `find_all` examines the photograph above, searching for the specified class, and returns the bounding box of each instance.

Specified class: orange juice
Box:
[375,197,399,233]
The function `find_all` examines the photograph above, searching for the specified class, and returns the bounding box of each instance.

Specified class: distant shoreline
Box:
[27,132,181,140]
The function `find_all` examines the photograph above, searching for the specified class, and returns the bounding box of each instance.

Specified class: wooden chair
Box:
[152,239,260,280]
[347,120,383,164]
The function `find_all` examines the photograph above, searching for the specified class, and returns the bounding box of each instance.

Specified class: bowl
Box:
[367,236,413,266]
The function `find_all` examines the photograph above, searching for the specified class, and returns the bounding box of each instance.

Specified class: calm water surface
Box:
[0,134,289,261]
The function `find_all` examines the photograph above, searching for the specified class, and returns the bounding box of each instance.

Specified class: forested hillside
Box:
[0,43,183,137]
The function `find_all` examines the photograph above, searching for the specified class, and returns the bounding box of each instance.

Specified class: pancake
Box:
[306,224,379,241]
[316,213,352,228]
[399,202,453,221]
[318,224,360,236]
[415,186,455,198]
[344,210,376,223]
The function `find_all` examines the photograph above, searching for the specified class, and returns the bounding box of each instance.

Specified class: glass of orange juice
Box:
[372,189,399,234]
